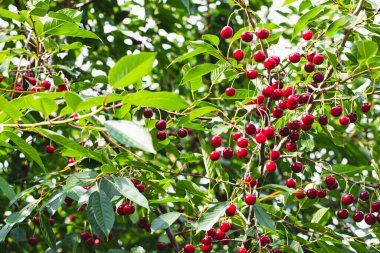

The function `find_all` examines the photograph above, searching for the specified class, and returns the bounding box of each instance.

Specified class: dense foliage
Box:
[0,0,379,252]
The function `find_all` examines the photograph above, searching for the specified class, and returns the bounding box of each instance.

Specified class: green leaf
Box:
[123,91,188,111]
[151,212,181,231]
[181,63,219,84]
[36,128,103,162]
[221,89,254,99]
[29,0,50,16]
[0,35,26,43]
[291,240,304,253]
[0,96,22,122]
[325,17,347,38]
[189,106,219,120]
[352,40,378,60]
[109,53,156,89]
[325,49,339,69]
[0,176,16,201]
[2,131,46,171]
[169,48,207,66]
[43,18,100,40]
[331,164,373,176]
[181,0,190,12]
[282,0,298,6]
[0,8,24,22]
[202,34,219,47]
[149,197,189,204]
[110,176,150,209]
[292,6,324,40]
[27,97,58,117]
[350,241,371,253]
[196,202,228,232]
[177,180,207,199]
[88,190,115,237]
[65,92,83,112]
[311,207,330,225]
[104,120,155,154]
[40,215,57,251]
[253,204,275,230]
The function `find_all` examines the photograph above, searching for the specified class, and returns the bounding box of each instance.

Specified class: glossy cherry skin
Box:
[330,105,343,117]
[259,235,271,246]
[286,142,297,152]
[353,211,364,222]
[245,123,256,135]
[245,176,257,187]
[143,108,153,118]
[291,162,303,173]
[236,148,248,159]
[220,26,233,39]
[288,52,301,63]
[214,230,226,240]
[45,145,55,154]
[237,248,248,253]
[233,49,244,61]
[222,147,234,159]
[207,228,216,237]
[210,136,222,147]
[359,190,370,201]
[313,53,324,65]
[365,213,376,225]
[264,57,277,70]
[361,102,371,113]
[241,31,253,42]
[255,133,267,144]
[201,244,213,252]
[325,175,336,186]
[246,69,259,79]
[313,72,324,83]
[256,29,269,39]
[156,131,167,140]
[347,112,357,123]
[342,193,354,205]
[155,120,167,130]
[286,178,296,188]
[184,244,196,253]
[253,50,266,62]
[237,137,249,148]
[339,116,350,126]
[269,150,281,161]
[317,189,327,198]
[295,188,306,199]
[337,209,349,219]
[266,161,277,172]
[209,151,220,161]
[318,114,329,125]
[306,188,317,199]
[225,204,237,216]
[244,194,256,205]
[302,30,313,40]
[225,87,236,96]
[219,222,231,232]
[302,113,315,125]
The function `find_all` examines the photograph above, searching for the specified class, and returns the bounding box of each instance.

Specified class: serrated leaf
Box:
[151,212,181,231]
[352,40,378,60]
[196,202,228,232]
[253,204,275,230]
[110,176,149,209]
[109,53,156,88]
[122,91,188,111]
[40,215,57,251]
[3,131,46,171]
[43,18,100,40]
[311,207,330,225]
[104,120,155,154]
[88,190,115,237]
[202,34,219,47]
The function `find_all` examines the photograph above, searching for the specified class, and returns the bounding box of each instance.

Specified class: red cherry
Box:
[245,175,257,187]
[327,181,339,190]
[256,29,269,39]
[272,107,284,118]
[317,189,327,198]
[178,128,188,138]
[306,188,317,199]
[246,69,259,79]
[48,217,55,226]
[255,133,266,144]
[45,145,55,154]
[283,86,293,98]
[307,52,316,62]
[263,126,275,139]
[271,80,283,89]
[80,231,91,240]
[304,62,315,73]
[361,102,371,113]
[371,202,380,212]
[209,151,220,161]
[330,105,343,117]
[264,57,276,70]
[288,52,301,63]
[270,55,281,66]
[184,244,196,253]
[33,216,40,225]
[201,244,213,252]
[302,30,313,40]
[241,31,253,42]
[286,95,299,109]
[279,126,290,136]
[353,211,364,222]
[94,238,102,246]
[86,237,95,246]
[259,235,271,246]
[222,147,234,159]
[301,113,315,125]
[28,236,39,247]
[313,71,324,83]
[236,148,248,159]
[220,26,233,39]
[262,85,274,97]
[210,136,222,147]
[41,80,51,90]
[347,112,357,123]
[286,178,296,188]
[339,116,350,126]
[124,204,135,214]
[269,150,281,161]
[266,161,277,172]
[201,236,213,245]
[232,132,241,141]
[337,209,349,219]
[359,190,370,201]
[365,213,376,225]
[244,194,256,205]
[278,100,287,109]
[253,50,266,62]
[237,137,249,148]
[271,89,283,100]
[219,222,231,232]
[155,120,167,130]
[225,87,236,96]
[220,235,230,245]
[237,248,248,253]
[313,53,324,65]
[143,108,154,118]
[207,228,216,237]
[318,114,329,125]
[291,161,303,173]
[286,141,297,152]
[215,230,226,240]
[288,120,301,130]
[300,93,313,104]
[233,49,244,61]
[156,131,167,140]
[245,123,256,135]
[225,204,237,216]
[295,188,306,199]
[289,131,300,141]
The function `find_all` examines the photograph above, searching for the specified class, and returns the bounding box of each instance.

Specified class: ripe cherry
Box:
[353,211,364,222]
[270,55,281,66]
[286,141,297,152]
[300,122,312,131]
[313,53,324,65]
[289,131,300,141]
[325,175,336,186]
[283,86,293,98]
[184,244,196,253]
[371,202,380,212]
[232,132,241,141]
[256,29,269,39]
[236,148,248,159]
[245,175,257,187]
[255,133,266,143]
[307,52,316,61]
[263,126,275,139]
[302,30,313,40]
[279,126,290,136]
[262,85,274,97]
[225,87,236,96]
[28,236,39,246]
[272,80,283,89]
[287,95,299,108]
[244,194,256,205]
[295,188,306,199]
[209,151,220,161]
[80,231,91,240]
[225,204,237,216]
[210,136,222,147]
[259,235,271,246]
[246,69,259,79]
[269,150,281,161]
[347,112,357,123]
[318,114,329,125]
[271,89,283,100]
[361,102,371,113]
[272,107,284,118]
[201,244,213,252]
[300,93,313,104]
[337,209,349,219]
[219,222,231,232]
[264,57,277,70]
[359,190,370,201]
[339,116,350,126]
[291,162,303,173]
[48,217,55,226]
[302,113,315,125]
[41,80,51,90]
[365,213,376,225]
[155,120,167,130]
[327,181,339,190]
[215,230,226,240]
[313,72,324,83]
[201,236,213,245]
[207,228,216,237]
[143,108,153,118]
[45,145,55,154]
[306,188,317,199]
[237,248,248,253]
[233,49,244,61]
[266,161,277,173]
[222,147,234,159]
[156,131,167,140]
[330,105,343,117]
[253,50,266,62]
[241,31,253,42]
[220,26,233,39]
[237,137,249,148]
[288,120,301,130]
[317,189,327,198]
[33,216,40,225]
[304,62,315,73]
[86,237,95,246]
[288,52,301,63]
[286,178,296,188]
[245,123,256,135]
[178,128,188,138]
